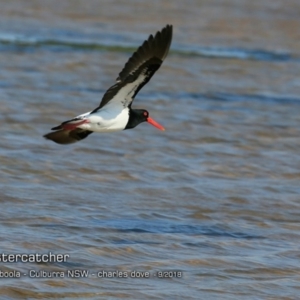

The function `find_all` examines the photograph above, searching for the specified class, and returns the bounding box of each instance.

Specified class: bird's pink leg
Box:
[62,119,90,130]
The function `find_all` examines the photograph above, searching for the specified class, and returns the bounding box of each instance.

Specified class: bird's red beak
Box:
[147,117,165,131]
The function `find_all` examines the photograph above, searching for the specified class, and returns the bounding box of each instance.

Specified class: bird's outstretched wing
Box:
[93,24,173,112]
[44,129,93,145]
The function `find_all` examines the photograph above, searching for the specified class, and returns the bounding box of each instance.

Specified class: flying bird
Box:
[44,25,173,144]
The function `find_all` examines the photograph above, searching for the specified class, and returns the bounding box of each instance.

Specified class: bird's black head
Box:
[125,109,165,131]
[125,109,149,130]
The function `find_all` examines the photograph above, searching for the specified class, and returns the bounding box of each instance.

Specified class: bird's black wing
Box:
[93,24,172,112]
[43,129,93,145]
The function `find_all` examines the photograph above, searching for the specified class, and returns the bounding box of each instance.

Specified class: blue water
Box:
[1,0,300,299]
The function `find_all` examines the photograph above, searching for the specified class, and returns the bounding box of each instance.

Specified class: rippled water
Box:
[1,0,300,299]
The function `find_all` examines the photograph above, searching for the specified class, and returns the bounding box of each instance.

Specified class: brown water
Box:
[1,0,300,299]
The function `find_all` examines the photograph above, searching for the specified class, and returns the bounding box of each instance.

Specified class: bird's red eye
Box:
[143,112,148,117]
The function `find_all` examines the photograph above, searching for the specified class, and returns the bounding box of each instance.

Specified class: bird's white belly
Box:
[78,107,129,133]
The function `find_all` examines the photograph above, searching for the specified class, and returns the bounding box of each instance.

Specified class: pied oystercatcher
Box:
[44,25,173,144]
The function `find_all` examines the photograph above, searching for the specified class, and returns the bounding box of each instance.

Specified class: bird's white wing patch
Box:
[110,72,147,108]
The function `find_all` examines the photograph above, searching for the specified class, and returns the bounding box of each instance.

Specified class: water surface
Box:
[1,0,300,299]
